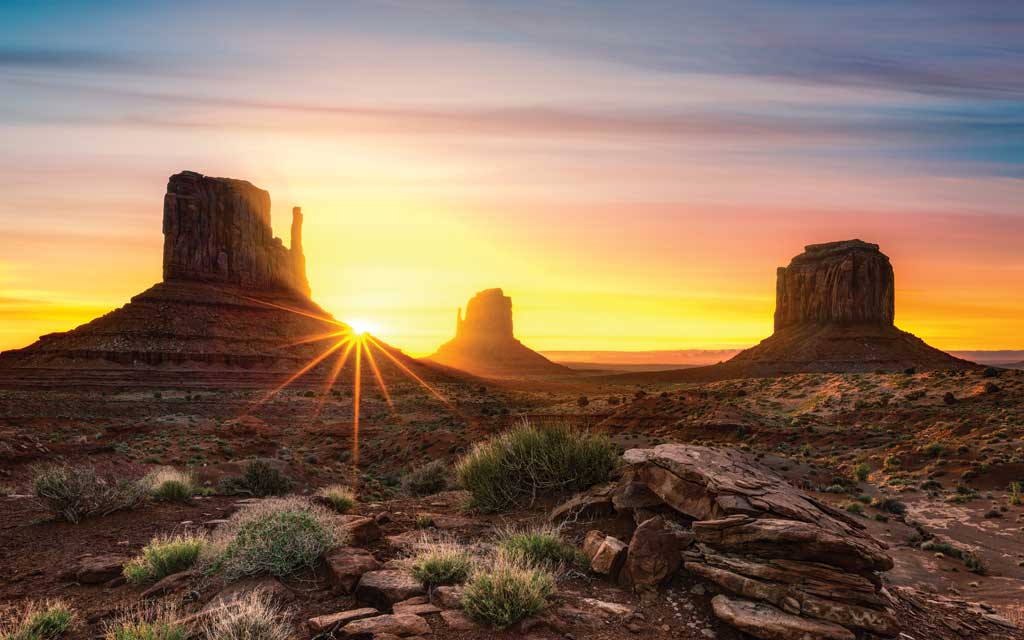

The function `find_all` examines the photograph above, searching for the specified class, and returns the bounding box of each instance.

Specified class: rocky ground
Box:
[2,366,1023,639]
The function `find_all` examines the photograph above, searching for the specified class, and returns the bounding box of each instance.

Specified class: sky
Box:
[1,0,1023,356]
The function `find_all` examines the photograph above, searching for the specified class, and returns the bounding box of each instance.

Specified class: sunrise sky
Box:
[1,1,1023,356]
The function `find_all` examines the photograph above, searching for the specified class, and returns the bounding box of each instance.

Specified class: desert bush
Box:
[852,463,870,482]
[402,460,449,497]
[844,502,864,515]
[201,590,290,640]
[456,421,619,513]
[871,497,907,515]
[218,460,291,497]
[141,468,195,503]
[316,485,355,513]
[123,534,205,585]
[883,454,901,471]
[1009,482,1023,506]
[32,464,147,523]
[460,552,554,629]
[983,367,1000,378]
[0,600,75,640]
[921,539,987,574]
[496,526,583,568]
[203,497,340,580]
[410,538,474,588]
[103,602,187,640]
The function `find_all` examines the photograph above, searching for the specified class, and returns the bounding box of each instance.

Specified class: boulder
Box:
[355,570,426,610]
[549,484,615,521]
[582,529,605,559]
[307,608,379,634]
[440,610,480,631]
[339,613,431,637]
[60,554,128,584]
[339,515,382,545]
[324,547,381,593]
[588,535,627,578]
[711,595,855,640]
[430,585,464,609]
[620,516,688,592]
[140,570,193,599]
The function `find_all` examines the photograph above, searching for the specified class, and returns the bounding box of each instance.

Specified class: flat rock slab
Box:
[430,585,464,610]
[308,608,379,633]
[140,570,194,599]
[440,610,480,631]
[339,613,431,637]
[355,570,426,610]
[712,595,854,640]
[60,554,129,584]
[339,515,382,545]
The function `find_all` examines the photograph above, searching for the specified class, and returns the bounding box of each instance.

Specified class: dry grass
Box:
[140,468,195,503]
[102,602,188,640]
[0,600,75,640]
[32,464,147,523]
[409,536,475,588]
[460,551,555,629]
[202,590,291,640]
[123,533,205,585]
[316,484,355,513]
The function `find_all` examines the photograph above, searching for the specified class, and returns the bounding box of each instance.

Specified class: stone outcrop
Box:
[774,240,893,330]
[426,288,570,378]
[573,444,901,640]
[163,171,309,297]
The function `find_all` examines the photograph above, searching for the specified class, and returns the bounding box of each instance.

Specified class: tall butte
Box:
[0,171,457,388]
[613,239,975,382]
[426,288,570,378]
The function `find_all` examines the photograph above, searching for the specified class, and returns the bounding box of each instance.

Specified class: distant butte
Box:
[0,171,461,389]
[426,288,571,378]
[608,239,976,382]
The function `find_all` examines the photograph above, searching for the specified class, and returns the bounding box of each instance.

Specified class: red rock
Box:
[324,547,381,594]
[339,613,431,637]
[307,608,379,633]
[620,516,684,592]
[440,610,479,631]
[588,535,627,578]
[140,570,193,598]
[339,515,382,545]
[355,570,426,610]
[430,585,464,609]
[60,554,128,584]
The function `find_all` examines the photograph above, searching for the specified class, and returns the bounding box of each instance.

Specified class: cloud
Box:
[0,47,145,72]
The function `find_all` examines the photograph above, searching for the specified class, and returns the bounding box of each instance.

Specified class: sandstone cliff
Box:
[774,240,894,329]
[163,171,310,297]
[427,288,570,378]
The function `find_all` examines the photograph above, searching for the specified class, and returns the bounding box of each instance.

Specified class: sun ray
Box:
[254,336,351,406]
[311,338,358,420]
[366,335,459,413]
[273,329,349,350]
[351,338,362,489]
[236,293,346,327]
[362,338,395,411]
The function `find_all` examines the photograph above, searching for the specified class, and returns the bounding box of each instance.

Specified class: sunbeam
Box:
[362,338,395,411]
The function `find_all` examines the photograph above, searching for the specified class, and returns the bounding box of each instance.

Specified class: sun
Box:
[346,318,378,336]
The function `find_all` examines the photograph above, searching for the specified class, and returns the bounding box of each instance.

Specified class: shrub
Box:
[316,485,355,513]
[32,464,147,523]
[883,455,901,471]
[0,600,75,640]
[1009,482,1023,506]
[202,590,291,640]
[983,367,999,378]
[123,534,205,584]
[456,421,619,513]
[204,497,340,580]
[921,539,987,575]
[402,460,449,497]
[103,603,187,640]
[219,460,291,497]
[943,392,957,405]
[871,497,907,515]
[461,552,554,629]
[497,526,583,568]
[141,468,195,503]
[844,502,864,515]
[410,538,474,588]
[576,396,589,408]
[852,463,870,482]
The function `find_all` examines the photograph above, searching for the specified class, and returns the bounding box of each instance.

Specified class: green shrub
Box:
[103,603,187,640]
[921,539,987,575]
[402,460,449,497]
[123,534,205,584]
[497,526,583,568]
[316,485,355,513]
[0,600,75,640]
[204,497,340,580]
[852,463,870,482]
[872,497,907,515]
[410,538,474,588]
[844,502,864,515]
[201,590,290,640]
[141,468,195,503]
[219,460,291,497]
[456,421,619,513]
[461,552,554,629]
[32,464,147,523]
[883,454,901,471]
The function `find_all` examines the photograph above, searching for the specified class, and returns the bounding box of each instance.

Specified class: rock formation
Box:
[606,239,975,382]
[774,240,893,330]
[0,171,461,388]
[163,171,310,296]
[572,444,899,639]
[426,288,570,378]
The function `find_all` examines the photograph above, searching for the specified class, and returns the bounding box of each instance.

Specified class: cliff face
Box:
[162,171,310,297]
[456,288,514,341]
[428,288,570,378]
[774,240,894,330]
